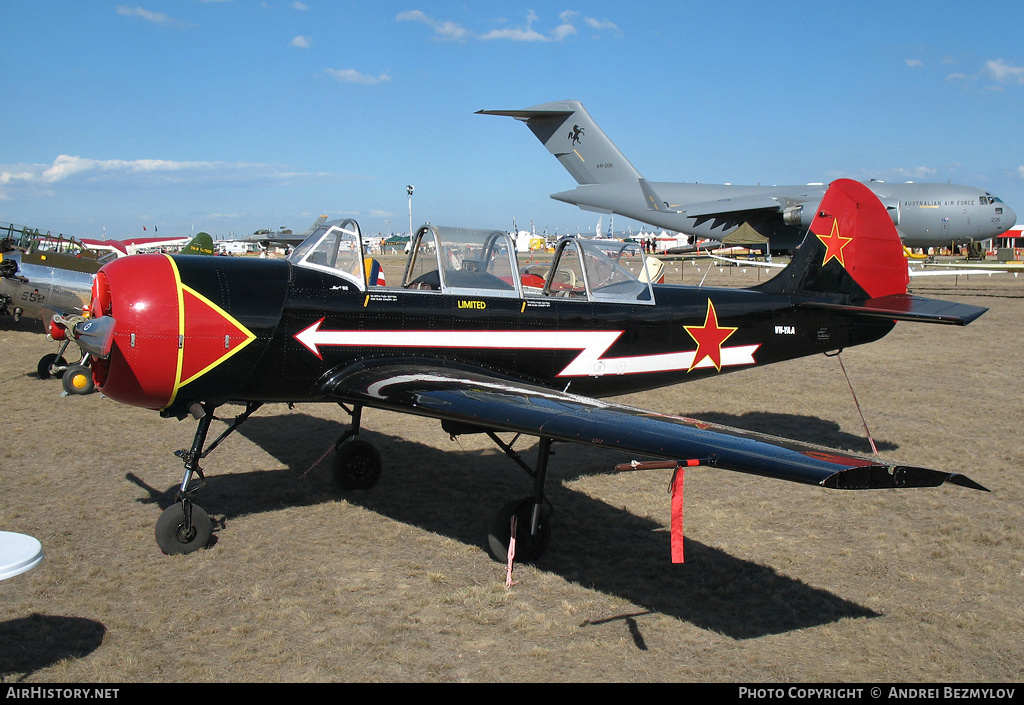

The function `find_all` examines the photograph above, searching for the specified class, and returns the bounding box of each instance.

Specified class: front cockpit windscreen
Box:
[289,219,365,289]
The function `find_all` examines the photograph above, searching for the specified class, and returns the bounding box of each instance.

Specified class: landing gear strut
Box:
[151,401,556,563]
[442,427,556,564]
[38,320,95,395]
[330,405,382,490]
[486,435,554,563]
[152,401,383,554]
[154,402,262,554]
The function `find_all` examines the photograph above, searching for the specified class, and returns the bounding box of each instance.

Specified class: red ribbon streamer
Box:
[671,467,685,563]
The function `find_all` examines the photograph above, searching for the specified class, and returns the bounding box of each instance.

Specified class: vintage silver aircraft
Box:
[479,100,1016,252]
[74,179,988,562]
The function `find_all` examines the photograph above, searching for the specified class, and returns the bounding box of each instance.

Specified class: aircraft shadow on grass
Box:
[682,411,899,455]
[126,409,879,640]
[0,614,106,682]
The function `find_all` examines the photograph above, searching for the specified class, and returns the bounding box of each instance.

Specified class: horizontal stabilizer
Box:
[800,294,988,326]
[476,108,575,121]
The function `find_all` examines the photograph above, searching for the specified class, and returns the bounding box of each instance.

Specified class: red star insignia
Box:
[815,218,853,268]
[684,300,737,372]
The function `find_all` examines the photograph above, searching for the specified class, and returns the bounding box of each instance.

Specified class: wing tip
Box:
[822,465,989,492]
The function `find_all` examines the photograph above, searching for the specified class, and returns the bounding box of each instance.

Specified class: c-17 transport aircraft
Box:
[479,100,1016,252]
[73,180,988,562]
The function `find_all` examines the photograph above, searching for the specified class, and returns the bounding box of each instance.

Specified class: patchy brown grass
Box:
[1,263,1021,682]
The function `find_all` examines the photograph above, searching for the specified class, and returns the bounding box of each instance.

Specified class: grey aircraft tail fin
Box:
[478,100,643,186]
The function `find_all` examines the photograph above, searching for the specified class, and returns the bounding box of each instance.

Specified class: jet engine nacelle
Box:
[784,198,900,229]
[783,201,816,229]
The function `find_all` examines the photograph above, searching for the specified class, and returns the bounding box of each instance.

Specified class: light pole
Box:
[407,185,414,237]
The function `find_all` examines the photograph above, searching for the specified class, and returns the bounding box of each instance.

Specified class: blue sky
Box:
[2,1,1023,240]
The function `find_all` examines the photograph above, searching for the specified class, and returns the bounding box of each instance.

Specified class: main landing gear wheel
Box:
[37,353,67,380]
[332,439,382,490]
[155,503,212,555]
[61,363,94,395]
[487,497,552,564]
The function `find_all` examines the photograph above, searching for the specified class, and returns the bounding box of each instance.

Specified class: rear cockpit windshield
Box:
[537,238,658,304]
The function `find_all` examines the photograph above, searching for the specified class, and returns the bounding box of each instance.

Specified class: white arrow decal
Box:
[294,318,757,377]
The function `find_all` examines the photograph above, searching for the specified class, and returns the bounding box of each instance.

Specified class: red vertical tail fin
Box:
[758,179,909,299]
[758,179,987,326]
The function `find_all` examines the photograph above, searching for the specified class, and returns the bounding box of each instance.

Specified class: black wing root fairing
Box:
[321,360,987,492]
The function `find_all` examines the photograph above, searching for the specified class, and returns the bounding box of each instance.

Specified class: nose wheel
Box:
[61,362,95,395]
[37,352,68,380]
[155,501,212,554]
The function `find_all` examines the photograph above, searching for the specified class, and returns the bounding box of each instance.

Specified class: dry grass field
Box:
[1,259,1022,683]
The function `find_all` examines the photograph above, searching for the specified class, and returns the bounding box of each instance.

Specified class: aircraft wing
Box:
[679,194,784,218]
[322,362,986,491]
[637,179,785,218]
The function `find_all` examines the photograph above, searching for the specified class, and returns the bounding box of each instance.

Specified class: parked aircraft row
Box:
[479,100,1016,252]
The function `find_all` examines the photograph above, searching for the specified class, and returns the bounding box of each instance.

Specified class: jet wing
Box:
[322,362,986,491]
[679,194,784,218]
[637,179,785,218]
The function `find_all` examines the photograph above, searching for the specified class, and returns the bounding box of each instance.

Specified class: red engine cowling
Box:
[91,253,261,413]
[90,254,183,410]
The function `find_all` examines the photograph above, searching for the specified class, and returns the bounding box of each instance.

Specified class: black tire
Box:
[37,353,68,380]
[331,439,382,490]
[487,498,552,564]
[155,503,212,555]
[61,363,95,395]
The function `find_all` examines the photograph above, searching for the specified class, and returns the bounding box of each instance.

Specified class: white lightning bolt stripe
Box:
[294,319,758,377]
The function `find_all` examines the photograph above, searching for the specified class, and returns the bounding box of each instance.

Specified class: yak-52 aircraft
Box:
[479,100,1017,252]
[73,179,988,560]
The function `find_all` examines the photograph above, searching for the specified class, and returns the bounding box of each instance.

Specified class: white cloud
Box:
[396,10,471,41]
[984,59,1024,85]
[0,155,355,199]
[479,10,573,42]
[905,58,924,68]
[946,58,1024,90]
[325,68,391,85]
[397,10,617,43]
[116,5,194,29]
[291,35,312,49]
[582,16,620,33]
[291,2,308,10]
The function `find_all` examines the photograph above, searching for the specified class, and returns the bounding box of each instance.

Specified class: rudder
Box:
[757,179,909,299]
[758,179,986,326]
